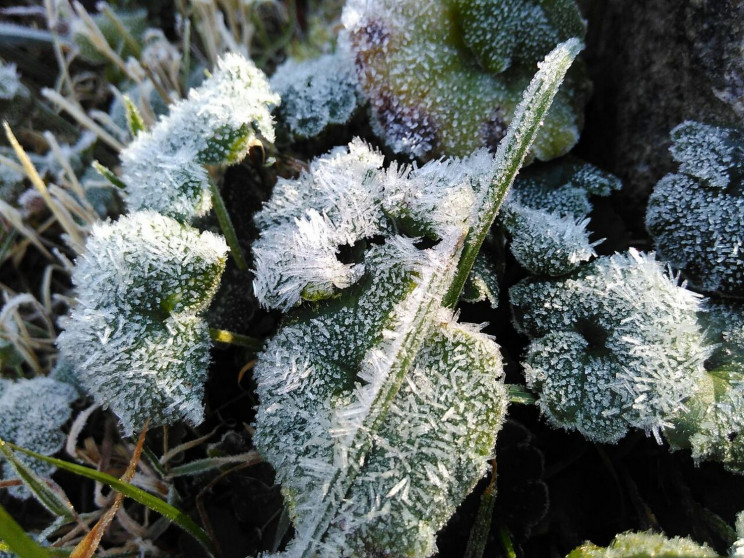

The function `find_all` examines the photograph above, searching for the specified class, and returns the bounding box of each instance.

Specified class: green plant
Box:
[341,0,589,159]
[251,39,581,557]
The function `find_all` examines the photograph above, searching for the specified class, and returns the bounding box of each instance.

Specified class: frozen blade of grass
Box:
[69,425,148,558]
[4,122,86,252]
[443,39,584,308]
[0,439,76,520]
[463,460,498,558]
[92,160,126,190]
[123,95,146,137]
[208,179,248,272]
[3,439,219,557]
[42,89,125,151]
[0,199,53,260]
[0,500,52,558]
[208,328,264,351]
[165,450,262,478]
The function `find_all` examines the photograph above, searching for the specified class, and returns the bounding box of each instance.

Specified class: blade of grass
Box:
[4,123,86,253]
[0,501,51,558]
[209,328,264,351]
[208,179,248,272]
[0,437,76,520]
[1,439,218,557]
[443,39,583,308]
[70,425,148,558]
[463,460,498,558]
[166,451,261,479]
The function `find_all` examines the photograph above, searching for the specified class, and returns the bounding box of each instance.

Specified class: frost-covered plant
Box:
[510,249,710,443]
[342,0,589,159]
[500,158,621,275]
[121,53,279,221]
[0,377,78,499]
[251,41,581,557]
[57,211,228,435]
[270,50,362,138]
[665,300,744,473]
[0,61,25,101]
[566,531,719,558]
[646,121,744,296]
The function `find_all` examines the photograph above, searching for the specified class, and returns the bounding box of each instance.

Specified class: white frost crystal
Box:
[0,377,78,499]
[500,159,621,276]
[57,211,228,435]
[0,61,24,100]
[511,249,709,443]
[666,301,744,473]
[253,139,489,311]
[121,53,279,221]
[271,51,362,138]
[252,140,507,557]
[646,121,744,296]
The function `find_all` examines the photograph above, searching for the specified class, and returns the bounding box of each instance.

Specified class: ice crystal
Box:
[121,53,279,221]
[270,51,362,138]
[253,140,508,557]
[566,531,718,558]
[461,252,500,308]
[342,0,589,159]
[666,301,744,473]
[0,377,78,499]
[500,159,621,276]
[646,121,744,296]
[510,249,709,443]
[57,211,228,435]
[253,139,494,311]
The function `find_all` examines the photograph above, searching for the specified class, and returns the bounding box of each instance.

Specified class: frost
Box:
[0,61,24,100]
[666,300,744,473]
[500,159,621,276]
[252,141,509,557]
[510,249,709,443]
[252,139,488,311]
[0,377,78,499]
[646,121,744,296]
[566,531,718,558]
[121,53,279,221]
[732,511,744,557]
[342,0,589,159]
[271,51,362,138]
[57,211,228,435]
[461,253,500,308]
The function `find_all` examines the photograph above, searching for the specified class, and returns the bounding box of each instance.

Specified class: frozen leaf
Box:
[57,211,228,435]
[500,159,621,276]
[566,531,718,558]
[342,0,589,159]
[646,121,744,296]
[511,249,709,443]
[0,377,78,499]
[121,53,279,221]
[271,51,362,138]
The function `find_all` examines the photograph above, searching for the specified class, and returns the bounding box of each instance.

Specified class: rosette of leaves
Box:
[251,41,582,557]
[646,121,744,296]
[665,301,744,473]
[120,53,280,221]
[57,211,228,435]
[342,0,589,159]
[0,377,78,499]
[510,249,710,443]
[566,531,719,558]
[500,158,621,276]
[270,50,362,138]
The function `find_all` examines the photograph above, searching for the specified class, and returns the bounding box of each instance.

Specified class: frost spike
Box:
[444,38,583,308]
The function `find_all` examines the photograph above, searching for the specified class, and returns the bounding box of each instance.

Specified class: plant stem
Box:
[443,39,583,308]
[208,179,249,273]
[464,460,498,558]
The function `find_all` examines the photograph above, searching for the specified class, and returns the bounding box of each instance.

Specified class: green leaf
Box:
[0,441,75,520]
[92,160,126,190]
[0,500,52,558]
[2,439,218,558]
[122,95,146,137]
